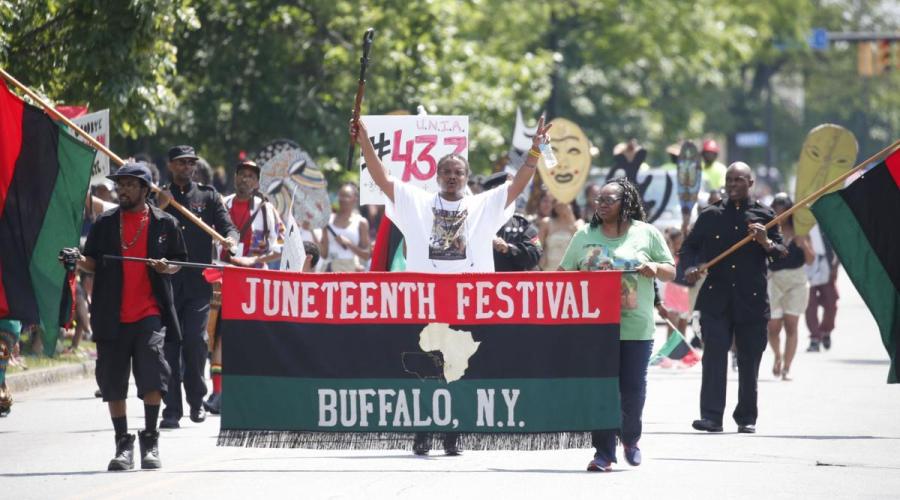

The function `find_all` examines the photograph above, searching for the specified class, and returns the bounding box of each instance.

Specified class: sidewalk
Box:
[6,359,96,394]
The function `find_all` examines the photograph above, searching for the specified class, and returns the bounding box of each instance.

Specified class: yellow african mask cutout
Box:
[793,124,858,236]
[538,118,591,204]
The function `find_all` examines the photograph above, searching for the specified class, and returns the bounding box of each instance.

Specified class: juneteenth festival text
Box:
[218,268,624,450]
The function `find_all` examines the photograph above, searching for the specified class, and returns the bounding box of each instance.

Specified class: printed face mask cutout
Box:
[539,118,591,204]
[794,124,858,236]
[256,139,331,230]
[677,141,702,211]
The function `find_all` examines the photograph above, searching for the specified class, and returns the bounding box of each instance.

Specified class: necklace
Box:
[120,208,149,251]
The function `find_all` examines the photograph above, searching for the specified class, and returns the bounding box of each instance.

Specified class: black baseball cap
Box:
[481,171,510,191]
[168,145,199,162]
[235,160,261,176]
[107,162,153,187]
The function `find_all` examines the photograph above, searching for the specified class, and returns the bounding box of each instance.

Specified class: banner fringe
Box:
[217,430,593,451]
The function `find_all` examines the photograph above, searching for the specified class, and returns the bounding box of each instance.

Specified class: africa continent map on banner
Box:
[217,268,622,450]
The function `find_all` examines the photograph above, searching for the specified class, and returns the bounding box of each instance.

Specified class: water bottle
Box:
[539,141,558,169]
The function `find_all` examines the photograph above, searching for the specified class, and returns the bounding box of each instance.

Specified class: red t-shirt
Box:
[120,208,161,323]
[229,198,253,256]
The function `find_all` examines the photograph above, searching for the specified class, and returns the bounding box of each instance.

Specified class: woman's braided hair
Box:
[590,177,646,231]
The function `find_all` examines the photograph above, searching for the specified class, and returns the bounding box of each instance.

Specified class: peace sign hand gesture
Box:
[530,115,553,150]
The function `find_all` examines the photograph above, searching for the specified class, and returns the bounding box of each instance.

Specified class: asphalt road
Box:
[2,271,899,499]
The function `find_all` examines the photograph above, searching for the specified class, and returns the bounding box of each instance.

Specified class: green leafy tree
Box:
[149,0,554,182]
[0,0,198,139]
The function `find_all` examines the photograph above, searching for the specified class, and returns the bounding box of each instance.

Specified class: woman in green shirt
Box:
[558,178,675,472]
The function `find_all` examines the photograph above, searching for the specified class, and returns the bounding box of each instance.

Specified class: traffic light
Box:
[858,41,874,76]
[877,40,892,74]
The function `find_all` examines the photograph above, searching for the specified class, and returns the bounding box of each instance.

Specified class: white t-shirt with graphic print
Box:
[385,182,514,273]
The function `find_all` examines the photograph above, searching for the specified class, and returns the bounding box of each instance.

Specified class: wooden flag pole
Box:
[346,28,375,172]
[0,67,229,245]
[701,138,900,272]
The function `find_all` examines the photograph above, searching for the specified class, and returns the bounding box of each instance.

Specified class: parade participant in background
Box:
[767,194,814,380]
[0,319,22,417]
[212,165,230,194]
[353,114,551,456]
[321,182,371,272]
[302,240,320,272]
[681,162,786,434]
[558,178,675,472]
[611,139,650,175]
[93,179,116,204]
[204,160,284,415]
[657,227,699,365]
[192,157,214,186]
[535,188,554,221]
[467,174,485,195]
[700,139,727,192]
[582,183,601,224]
[538,193,582,271]
[481,172,543,272]
[157,145,238,428]
[523,186,553,223]
[661,143,681,171]
[804,225,840,352]
[70,162,187,470]
[220,160,284,269]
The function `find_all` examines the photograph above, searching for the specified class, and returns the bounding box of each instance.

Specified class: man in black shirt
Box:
[72,162,187,470]
[483,172,542,272]
[680,162,786,434]
[157,145,239,428]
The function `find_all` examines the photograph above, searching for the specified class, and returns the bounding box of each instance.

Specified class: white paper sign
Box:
[71,109,110,185]
[511,107,538,153]
[359,115,469,205]
[280,209,307,272]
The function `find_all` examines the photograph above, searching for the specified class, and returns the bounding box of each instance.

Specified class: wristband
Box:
[528,148,541,159]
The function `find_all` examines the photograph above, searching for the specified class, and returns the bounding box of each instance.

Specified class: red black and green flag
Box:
[217,268,622,449]
[369,215,404,271]
[811,147,900,383]
[0,83,95,355]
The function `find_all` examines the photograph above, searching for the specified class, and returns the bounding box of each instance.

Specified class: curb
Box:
[6,360,96,393]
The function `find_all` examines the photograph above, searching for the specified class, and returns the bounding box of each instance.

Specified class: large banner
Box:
[218,268,622,450]
[359,115,469,205]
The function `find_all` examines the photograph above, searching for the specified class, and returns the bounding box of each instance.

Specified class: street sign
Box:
[809,28,829,51]
[735,131,769,148]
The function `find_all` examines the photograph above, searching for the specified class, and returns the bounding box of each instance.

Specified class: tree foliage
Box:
[1,0,897,184]
[1,0,198,137]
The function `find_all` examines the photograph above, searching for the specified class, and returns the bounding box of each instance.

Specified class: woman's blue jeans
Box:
[591,339,653,462]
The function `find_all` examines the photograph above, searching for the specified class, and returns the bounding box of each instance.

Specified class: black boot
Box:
[443,433,462,456]
[412,432,431,456]
[138,430,161,469]
[108,433,135,471]
[203,393,221,415]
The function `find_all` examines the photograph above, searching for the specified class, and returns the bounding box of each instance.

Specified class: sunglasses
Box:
[596,195,621,206]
